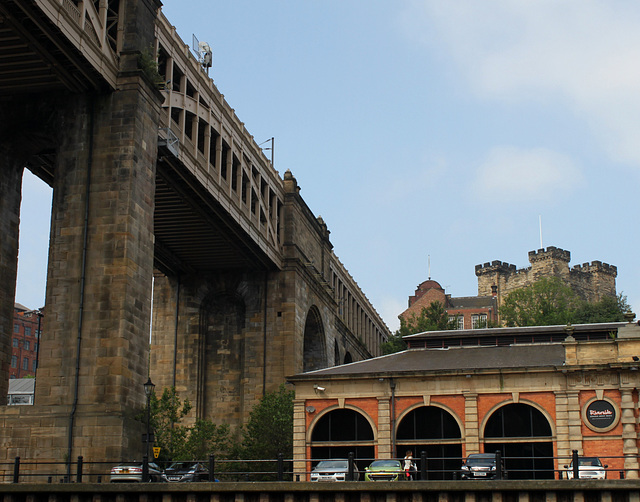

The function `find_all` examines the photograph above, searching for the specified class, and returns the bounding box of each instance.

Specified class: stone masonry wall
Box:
[0,156,22,398]
[476,246,617,309]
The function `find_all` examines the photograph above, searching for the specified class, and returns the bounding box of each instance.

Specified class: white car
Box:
[565,457,607,479]
[110,462,167,482]
[310,459,359,481]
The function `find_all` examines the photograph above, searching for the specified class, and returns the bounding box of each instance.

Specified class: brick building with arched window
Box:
[289,315,640,480]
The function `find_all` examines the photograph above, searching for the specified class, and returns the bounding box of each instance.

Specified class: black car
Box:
[164,462,210,482]
[460,453,507,480]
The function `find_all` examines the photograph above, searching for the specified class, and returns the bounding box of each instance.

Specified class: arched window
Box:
[396,406,462,480]
[484,403,554,479]
[310,408,374,471]
[303,306,326,372]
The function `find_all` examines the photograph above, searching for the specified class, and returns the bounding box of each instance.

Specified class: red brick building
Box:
[290,316,640,480]
[10,303,42,379]
[400,279,498,330]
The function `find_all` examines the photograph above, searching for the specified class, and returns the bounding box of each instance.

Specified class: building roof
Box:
[289,343,566,380]
[404,322,624,349]
[288,322,631,382]
[447,295,496,309]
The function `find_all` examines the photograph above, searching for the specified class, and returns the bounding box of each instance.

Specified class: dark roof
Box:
[289,343,566,380]
[404,322,624,349]
[447,296,496,309]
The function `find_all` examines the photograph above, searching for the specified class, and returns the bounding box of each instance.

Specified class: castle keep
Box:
[476,246,617,310]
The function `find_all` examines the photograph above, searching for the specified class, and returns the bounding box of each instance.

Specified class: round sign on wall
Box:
[583,399,618,432]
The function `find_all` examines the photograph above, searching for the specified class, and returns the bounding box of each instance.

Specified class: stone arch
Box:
[482,401,555,479]
[396,404,463,480]
[303,305,326,372]
[199,289,246,423]
[309,405,376,471]
[343,351,353,364]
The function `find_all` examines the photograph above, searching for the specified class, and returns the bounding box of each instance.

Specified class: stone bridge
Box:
[0,0,390,465]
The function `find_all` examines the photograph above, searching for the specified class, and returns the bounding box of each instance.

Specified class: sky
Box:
[16,0,640,332]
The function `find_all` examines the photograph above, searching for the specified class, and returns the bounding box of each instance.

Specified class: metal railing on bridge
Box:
[2,452,637,484]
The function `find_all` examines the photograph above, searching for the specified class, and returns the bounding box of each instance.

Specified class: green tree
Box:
[149,387,192,461]
[241,384,294,460]
[146,387,235,462]
[499,277,579,327]
[382,301,455,354]
[182,420,236,461]
[499,278,629,327]
[571,293,631,324]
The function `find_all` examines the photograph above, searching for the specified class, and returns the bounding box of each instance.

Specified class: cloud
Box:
[473,146,583,202]
[402,0,640,166]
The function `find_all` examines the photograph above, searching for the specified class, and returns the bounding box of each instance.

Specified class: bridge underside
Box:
[0,0,110,93]
[155,149,279,275]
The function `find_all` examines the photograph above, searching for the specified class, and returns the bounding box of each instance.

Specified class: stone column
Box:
[377,397,392,459]
[0,156,22,398]
[621,388,639,478]
[292,399,307,479]
[555,391,572,464]
[33,70,161,461]
[464,392,479,454]
[566,390,583,454]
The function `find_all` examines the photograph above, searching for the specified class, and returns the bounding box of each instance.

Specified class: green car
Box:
[364,460,403,481]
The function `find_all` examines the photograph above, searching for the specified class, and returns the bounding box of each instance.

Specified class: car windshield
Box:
[167,462,197,470]
[370,460,400,468]
[315,461,348,469]
[466,455,495,466]
[576,458,602,467]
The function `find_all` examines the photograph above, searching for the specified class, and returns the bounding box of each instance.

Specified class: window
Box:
[32,360,37,371]
[449,315,464,330]
[7,394,33,405]
[25,327,31,337]
[14,324,19,333]
[11,356,17,368]
[22,358,29,370]
[471,314,488,329]
[24,341,30,350]
[13,338,19,348]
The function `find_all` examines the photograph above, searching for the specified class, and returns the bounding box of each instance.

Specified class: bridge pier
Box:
[151,270,290,426]
[0,154,22,398]
[0,69,163,466]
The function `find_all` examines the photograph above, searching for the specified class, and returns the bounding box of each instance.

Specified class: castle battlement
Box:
[476,246,617,306]
[528,246,571,263]
[572,261,618,277]
[475,261,517,276]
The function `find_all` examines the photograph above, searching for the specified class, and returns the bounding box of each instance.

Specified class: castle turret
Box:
[475,246,617,314]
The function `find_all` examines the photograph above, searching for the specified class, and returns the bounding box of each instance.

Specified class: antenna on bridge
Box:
[192,34,213,75]
[259,137,274,167]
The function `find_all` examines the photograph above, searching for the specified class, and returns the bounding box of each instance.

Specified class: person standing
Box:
[404,450,415,480]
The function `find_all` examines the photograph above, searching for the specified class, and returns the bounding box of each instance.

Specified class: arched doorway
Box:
[310,408,375,472]
[396,405,462,480]
[483,403,554,479]
[303,306,326,372]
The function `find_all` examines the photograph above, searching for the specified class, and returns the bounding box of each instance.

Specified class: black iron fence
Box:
[2,451,636,483]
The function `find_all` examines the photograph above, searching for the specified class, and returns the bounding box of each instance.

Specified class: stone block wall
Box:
[476,246,617,309]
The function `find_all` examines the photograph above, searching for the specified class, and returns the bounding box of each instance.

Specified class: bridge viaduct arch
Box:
[0,0,390,468]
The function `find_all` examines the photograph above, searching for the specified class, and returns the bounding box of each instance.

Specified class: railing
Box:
[2,452,637,484]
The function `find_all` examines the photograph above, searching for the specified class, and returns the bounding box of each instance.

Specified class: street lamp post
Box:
[143,378,155,461]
